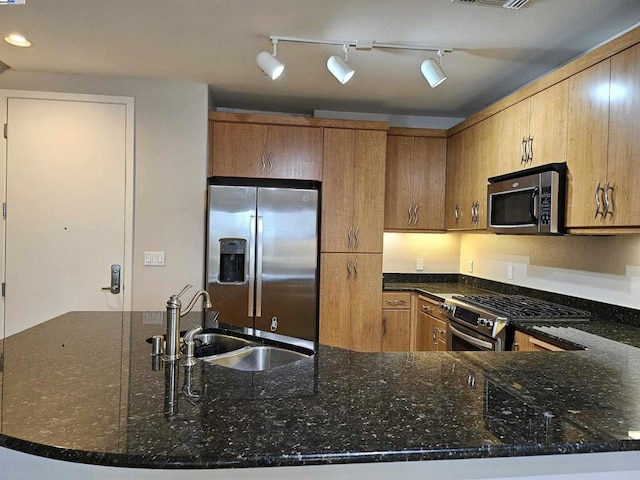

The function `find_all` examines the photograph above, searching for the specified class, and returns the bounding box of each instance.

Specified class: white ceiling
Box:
[1,0,640,119]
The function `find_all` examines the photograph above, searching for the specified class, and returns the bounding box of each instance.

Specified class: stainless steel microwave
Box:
[487,163,567,235]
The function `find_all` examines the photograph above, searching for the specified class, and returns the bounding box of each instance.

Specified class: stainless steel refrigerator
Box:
[206,184,319,341]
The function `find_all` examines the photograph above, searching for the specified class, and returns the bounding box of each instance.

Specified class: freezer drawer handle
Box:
[270,316,278,332]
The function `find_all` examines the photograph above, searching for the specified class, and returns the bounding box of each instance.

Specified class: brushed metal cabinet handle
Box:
[527,136,534,163]
[260,152,266,173]
[413,205,419,225]
[603,181,614,217]
[354,227,359,249]
[594,182,604,218]
[346,258,351,279]
[521,137,527,164]
[347,226,353,250]
[408,204,413,225]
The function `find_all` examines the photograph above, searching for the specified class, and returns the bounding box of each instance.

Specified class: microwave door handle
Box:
[530,187,539,223]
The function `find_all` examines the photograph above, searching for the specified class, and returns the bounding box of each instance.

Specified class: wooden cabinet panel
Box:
[209,121,322,180]
[513,330,567,352]
[319,253,383,352]
[382,310,411,352]
[496,100,529,176]
[352,130,386,252]
[529,80,569,169]
[210,122,267,178]
[322,128,386,253]
[385,135,446,231]
[266,125,322,180]
[414,295,447,351]
[384,136,414,230]
[608,43,640,227]
[445,132,464,230]
[566,60,611,227]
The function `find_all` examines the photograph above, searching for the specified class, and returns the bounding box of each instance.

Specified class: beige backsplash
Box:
[383,232,640,309]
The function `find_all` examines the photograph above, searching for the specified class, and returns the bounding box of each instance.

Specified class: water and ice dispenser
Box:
[219,238,246,283]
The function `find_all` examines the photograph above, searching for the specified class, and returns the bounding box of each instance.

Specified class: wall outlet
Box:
[507,264,515,280]
[468,260,474,273]
[416,257,424,271]
[144,251,165,266]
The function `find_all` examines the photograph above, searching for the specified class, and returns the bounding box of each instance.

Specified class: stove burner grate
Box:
[452,294,591,321]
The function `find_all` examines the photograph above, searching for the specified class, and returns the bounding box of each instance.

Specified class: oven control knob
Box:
[441,304,453,313]
[477,317,487,326]
[486,319,495,328]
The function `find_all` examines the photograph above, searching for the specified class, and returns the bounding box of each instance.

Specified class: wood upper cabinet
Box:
[321,128,386,253]
[606,43,640,227]
[385,134,446,231]
[567,44,640,230]
[445,122,487,231]
[319,253,383,352]
[209,121,322,180]
[493,80,569,177]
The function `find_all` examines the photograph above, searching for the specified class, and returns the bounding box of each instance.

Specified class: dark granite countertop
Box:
[2,310,640,469]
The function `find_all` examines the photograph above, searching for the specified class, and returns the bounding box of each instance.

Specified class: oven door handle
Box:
[448,322,494,350]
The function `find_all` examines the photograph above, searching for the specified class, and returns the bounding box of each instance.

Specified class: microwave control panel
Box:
[539,185,552,225]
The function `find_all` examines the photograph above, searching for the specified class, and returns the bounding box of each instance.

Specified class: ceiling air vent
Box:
[451,0,532,10]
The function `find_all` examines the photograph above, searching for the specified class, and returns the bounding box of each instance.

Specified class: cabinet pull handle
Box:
[267,153,273,173]
[260,153,267,173]
[603,181,614,217]
[353,258,358,277]
[407,204,413,225]
[594,182,604,218]
[354,227,360,248]
[513,342,520,352]
[346,258,351,279]
[432,326,437,345]
[386,299,408,306]
[454,204,460,224]
[527,136,534,163]
[521,137,527,164]
[421,304,433,312]
[347,226,353,249]
[413,205,419,225]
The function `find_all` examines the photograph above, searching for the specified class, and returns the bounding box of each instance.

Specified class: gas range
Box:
[442,294,591,351]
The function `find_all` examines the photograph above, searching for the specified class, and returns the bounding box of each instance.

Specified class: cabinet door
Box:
[352,130,386,253]
[445,131,464,230]
[384,136,414,230]
[566,60,610,227]
[413,137,446,230]
[210,122,267,177]
[462,123,485,230]
[496,100,530,176]
[608,43,640,227]
[529,80,569,168]
[322,129,356,252]
[350,254,383,352]
[266,125,322,181]
[382,309,411,352]
[318,253,352,349]
[415,310,435,351]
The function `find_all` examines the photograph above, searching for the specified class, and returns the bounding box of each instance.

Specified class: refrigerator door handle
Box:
[248,216,257,318]
[255,216,264,318]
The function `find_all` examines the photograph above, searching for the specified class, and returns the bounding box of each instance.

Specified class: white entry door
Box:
[1,93,134,337]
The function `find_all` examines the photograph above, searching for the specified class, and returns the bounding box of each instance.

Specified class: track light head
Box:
[327,45,355,84]
[420,50,447,88]
[256,50,284,80]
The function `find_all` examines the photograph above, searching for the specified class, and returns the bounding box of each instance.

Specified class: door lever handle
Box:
[102,264,121,294]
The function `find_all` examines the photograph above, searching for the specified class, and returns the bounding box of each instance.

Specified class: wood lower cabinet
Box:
[381,292,412,352]
[385,132,446,231]
[209,121,322,180]
[512,330,568,352]
[415,294,447,351]
[319,253,383,352]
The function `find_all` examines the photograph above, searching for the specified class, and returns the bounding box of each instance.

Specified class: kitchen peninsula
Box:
[2,300,640,479]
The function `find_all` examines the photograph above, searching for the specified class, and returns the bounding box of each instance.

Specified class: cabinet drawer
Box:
[417,295,445,320]
[382,292,411,310]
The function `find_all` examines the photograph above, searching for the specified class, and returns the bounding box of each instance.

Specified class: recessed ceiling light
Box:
[4,33,32,47]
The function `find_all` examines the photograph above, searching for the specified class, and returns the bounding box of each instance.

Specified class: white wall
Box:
[0,70,209,311]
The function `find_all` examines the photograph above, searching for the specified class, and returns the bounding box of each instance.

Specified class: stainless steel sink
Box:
[192,332,253,357]
[202,345,312,371]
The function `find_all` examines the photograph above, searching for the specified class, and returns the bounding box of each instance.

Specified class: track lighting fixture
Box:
[256,36,452,87]
[420,50,447,88]
[327,45,355,84]
[256,39,284,80]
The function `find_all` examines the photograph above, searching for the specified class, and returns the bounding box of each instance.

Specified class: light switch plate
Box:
[468,260,474,273]
[144,251,165,266]
[507,264,515,280]
[416,257,424,271]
